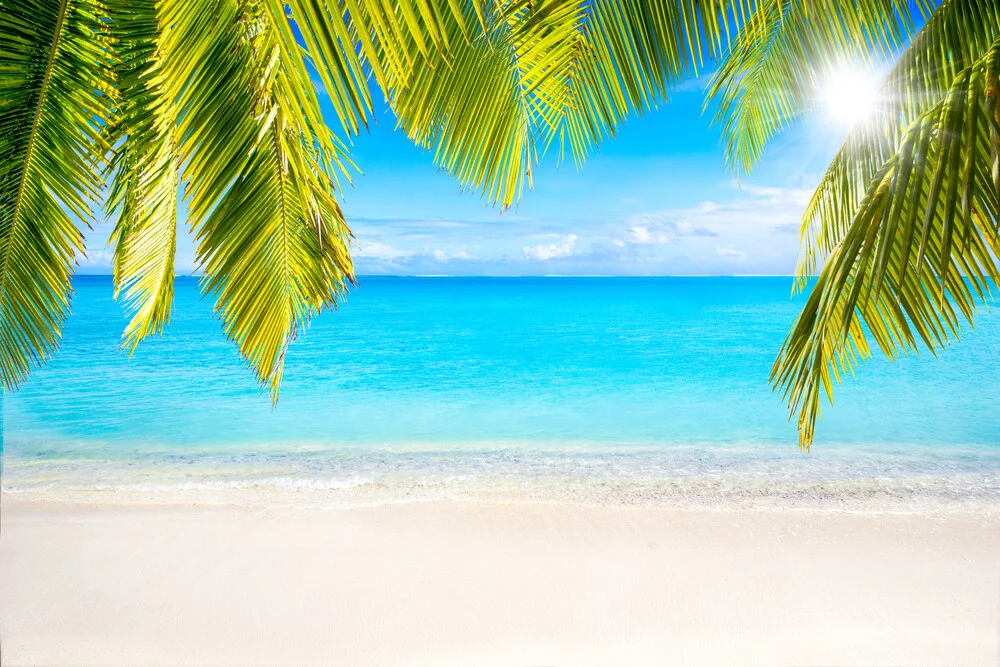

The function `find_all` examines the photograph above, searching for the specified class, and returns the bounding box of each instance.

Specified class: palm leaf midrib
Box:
[268,119,294,317]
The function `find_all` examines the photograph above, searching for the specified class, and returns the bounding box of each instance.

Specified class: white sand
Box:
[0,497,998,665]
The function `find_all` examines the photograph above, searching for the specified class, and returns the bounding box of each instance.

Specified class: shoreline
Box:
[2,496,998,665]
[5,473,999,515]
[6,440,999,515]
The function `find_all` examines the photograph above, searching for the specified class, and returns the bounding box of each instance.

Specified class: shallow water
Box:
[4,276,999,510]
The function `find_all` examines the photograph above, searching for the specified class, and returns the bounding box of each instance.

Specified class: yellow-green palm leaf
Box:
[796,0,1000,279]
[0,0,112,389]
[772,42,1000,448]
[705,0,1000,447]
[106,0,181,352]
[705,0,925,175]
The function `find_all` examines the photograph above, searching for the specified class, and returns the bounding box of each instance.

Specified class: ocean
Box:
[4,276,999,510]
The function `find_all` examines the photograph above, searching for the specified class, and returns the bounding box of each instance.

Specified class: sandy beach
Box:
[0,497,997,666]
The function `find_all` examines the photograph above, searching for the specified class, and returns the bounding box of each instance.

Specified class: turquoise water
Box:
[4,276,1000,509]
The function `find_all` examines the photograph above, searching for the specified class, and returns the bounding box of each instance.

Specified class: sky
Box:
[79,72,863,277]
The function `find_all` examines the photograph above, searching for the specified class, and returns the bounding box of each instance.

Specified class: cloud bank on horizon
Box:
[346,182,813,276]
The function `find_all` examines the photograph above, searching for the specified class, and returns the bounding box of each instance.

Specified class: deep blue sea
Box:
[4,276,999,509]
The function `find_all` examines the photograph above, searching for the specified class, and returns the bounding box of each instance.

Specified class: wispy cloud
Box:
[523,235,577,260]
[716,246,745,258]
[433,249,473,262]
[354,241,413,260]
[348,216,473,229]
[628,226,670,245]
[344,182,813,275]
[738,183,814,206]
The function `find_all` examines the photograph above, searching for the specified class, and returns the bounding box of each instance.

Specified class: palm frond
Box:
[378,0,741,207]
[771,40,1000,449]
[281,0,480,139]
[560,0,740,163]
[0,0,112,391]
[381,0,578,206]
[106,0,180,352]
[705,0,925,175]
[161,0,355,400]
[282,0,374,137]
[796,0,1000,280]
[197,122,354,401]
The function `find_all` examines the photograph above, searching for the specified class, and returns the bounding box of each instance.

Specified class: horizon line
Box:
[74,273,804,279]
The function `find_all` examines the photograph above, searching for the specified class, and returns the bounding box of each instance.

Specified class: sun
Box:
[820,65,881,128]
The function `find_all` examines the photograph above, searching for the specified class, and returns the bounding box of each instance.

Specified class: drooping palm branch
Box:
[1,0,457,399]
[706,0,927,175]
[773,39,1000,449]
[0,0,112,389]
[708,0,1000,448]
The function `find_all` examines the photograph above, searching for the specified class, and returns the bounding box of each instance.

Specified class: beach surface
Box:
[1,497,997,666]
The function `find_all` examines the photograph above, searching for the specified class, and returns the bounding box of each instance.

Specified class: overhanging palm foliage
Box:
[773,39,1000,449]
[1,0,746,399]
[0,0,111,390]
[380,0,742,205]
[705,0,928,175]
[707,0,1000,448]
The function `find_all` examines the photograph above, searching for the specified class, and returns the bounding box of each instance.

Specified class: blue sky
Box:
[80,76,858,277]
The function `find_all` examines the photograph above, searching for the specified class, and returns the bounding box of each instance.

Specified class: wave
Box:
[3,474,377,494]
[4,467,999,515]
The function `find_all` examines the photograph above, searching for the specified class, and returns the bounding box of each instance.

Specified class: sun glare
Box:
[820,66,881,128]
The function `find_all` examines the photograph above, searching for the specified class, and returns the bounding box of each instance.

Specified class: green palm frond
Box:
[189,0,354,401]
[198,121,353,401]
[771,40,1000,449]
[705,0,924,175]
[796,0,1000,279]
[383,0,584,206]
[562,0,739,162]
[107,0,265,357]
[282,0,374,137]
[380,0,741,208]
[106,0,180,352]
[105,0,356,397]
[705,0,1000,447]
[0,0,112,390]
[283,0,481,139]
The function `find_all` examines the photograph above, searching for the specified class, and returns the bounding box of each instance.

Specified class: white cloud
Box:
[347,181,813,275]
[591,182,814,272]
[432,249,472,262]
[673,220,718,237]
[626,183,814,243]
[523,235,577,260]
[716,246,745,258]
[354,241,413,260]
[79,248,115,266]
[629,226,670,245]
[625,214,717,241]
